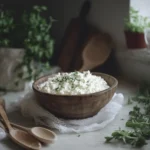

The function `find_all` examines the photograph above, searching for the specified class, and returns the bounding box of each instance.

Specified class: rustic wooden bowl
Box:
[32,72,118,119]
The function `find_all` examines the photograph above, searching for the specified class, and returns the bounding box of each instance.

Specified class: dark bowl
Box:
[32,72,118,119]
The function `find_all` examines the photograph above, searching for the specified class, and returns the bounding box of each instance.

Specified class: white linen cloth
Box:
[0,88,124,139]
[20,92,124,133]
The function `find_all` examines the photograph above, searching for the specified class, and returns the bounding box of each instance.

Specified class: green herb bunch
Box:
[22,5,56,80]
[0,9,15,47]
[105,129,146,147]
[124,7,150,33]
[105,83,150,147]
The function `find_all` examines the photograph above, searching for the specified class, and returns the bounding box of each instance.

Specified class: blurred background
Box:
[0,0,150,92]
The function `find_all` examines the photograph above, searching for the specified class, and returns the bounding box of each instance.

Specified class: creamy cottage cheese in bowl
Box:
[38,71,110,95]
[33,71,118,119]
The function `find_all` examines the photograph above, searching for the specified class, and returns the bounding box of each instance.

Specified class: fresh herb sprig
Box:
[0,9,15,47]
[105,83,150,147]
[105,129,146,147]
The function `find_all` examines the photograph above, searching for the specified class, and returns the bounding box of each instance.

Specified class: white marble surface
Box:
[0,79,150,150]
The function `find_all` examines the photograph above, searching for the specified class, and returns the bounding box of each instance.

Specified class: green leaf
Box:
[128,98,133,105]
[105,136,113,142]
[44,35,50,42]
[124,6,150,33]
[36,35,42,41]
[39,51,43,58]
[41,6,47,11]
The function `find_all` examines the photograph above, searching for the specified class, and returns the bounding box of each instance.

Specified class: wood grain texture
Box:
[33,72,118,119]
[57,18,82,72]
[79,33,112,71]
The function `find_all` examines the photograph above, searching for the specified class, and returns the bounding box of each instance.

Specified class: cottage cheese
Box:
[38,71,109,95]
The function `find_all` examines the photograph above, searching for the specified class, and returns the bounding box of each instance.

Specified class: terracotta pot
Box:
[124,31,146,49]
[33,72,118,119]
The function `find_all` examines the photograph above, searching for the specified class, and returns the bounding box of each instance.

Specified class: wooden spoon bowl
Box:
[30,127,57,144]
[10,130,41,150]
[79,33,112,71]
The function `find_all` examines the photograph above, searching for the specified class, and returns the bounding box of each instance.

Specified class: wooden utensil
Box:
[0,117,57,144]
[79,34,112,72]
[10,122,57,144]
[0,121,5,131]
[0,100,41,150]
[57,0,91,72]
[0,120,7,137]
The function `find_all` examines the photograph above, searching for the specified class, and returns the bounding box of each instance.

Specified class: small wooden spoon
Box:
[79,34,112,71]
[0,120,6,131]
[11,123,57,144]
[0,101,41,150]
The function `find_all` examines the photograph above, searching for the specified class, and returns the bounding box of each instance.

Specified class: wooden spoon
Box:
[0,101,41,150]
[79,34,112,71]
[0,121,5,131]
[10,122,57,144]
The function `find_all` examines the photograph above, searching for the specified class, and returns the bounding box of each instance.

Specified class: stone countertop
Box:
[115,50,150,82]
[0,79,150,150]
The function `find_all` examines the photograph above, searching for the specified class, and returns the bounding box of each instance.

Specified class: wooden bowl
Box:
[32,72,118,119]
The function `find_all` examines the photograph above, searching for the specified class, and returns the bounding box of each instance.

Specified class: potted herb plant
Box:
[20,5,56,81]
[124,7,150,49]
[0,8,25,91]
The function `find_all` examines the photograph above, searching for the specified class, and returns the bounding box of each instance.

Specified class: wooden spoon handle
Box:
[0,104,12,132]
[0,118,28,132]
[10,122,28,132]
[79,65,87,72]
[79,63,94,72]
[79,61,90,71]
[0,98,5,108]
[0,121,6,132]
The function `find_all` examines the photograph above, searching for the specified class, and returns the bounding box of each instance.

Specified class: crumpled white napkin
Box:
[20,92,124,133]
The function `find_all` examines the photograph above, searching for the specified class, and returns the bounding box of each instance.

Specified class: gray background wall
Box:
[48,0,86,49]
[49,0,129,50]
[88,0,129,49]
